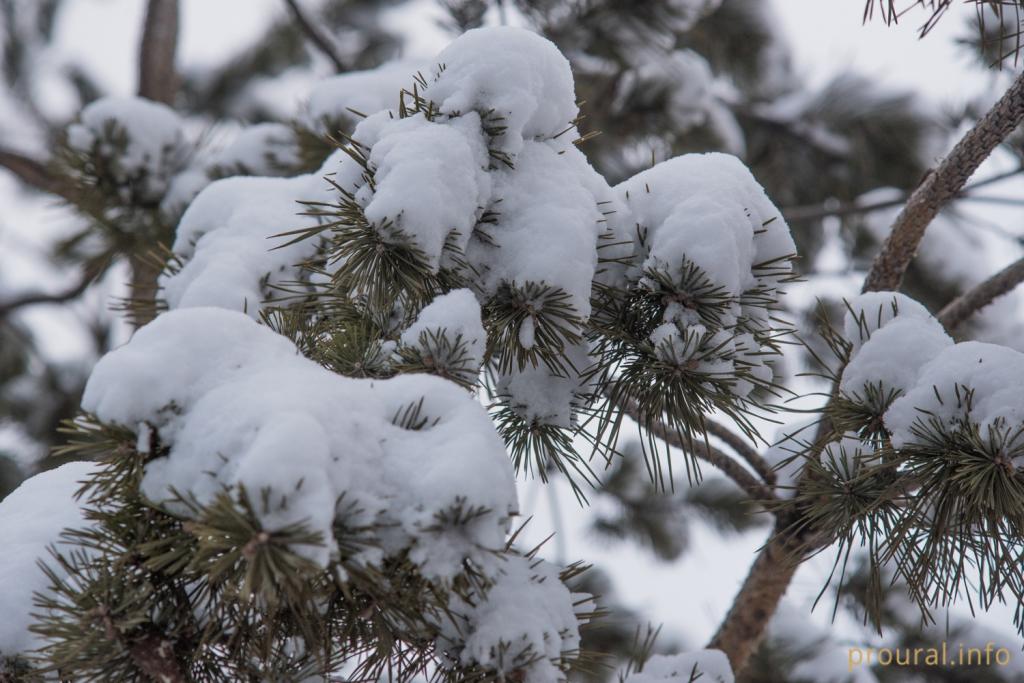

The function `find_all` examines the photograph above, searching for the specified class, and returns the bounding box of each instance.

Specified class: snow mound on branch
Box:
[425,26,577,155]
[885,341,1024,450]
[206,122,301,177]
[0,461,97,656]
[615,153,795,397]
[623,651,733,683]
[304,60,422,133]
[81,307,517,577]
[67,96,189,204]
[354,111,492,269]
[401,288,487,379]
[840,292,1024,456]
[162,173,328,312]
[440,555,592,682]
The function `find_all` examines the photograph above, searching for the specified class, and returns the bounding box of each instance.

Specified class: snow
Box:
[839,316,952,399]
[624,650,733,683]
[439,555,591,683]
[205,122,301,178]
[67,96,188,204]
[885,341,1024,451]
[400,288,487,381]
[615,153,795,396]
[81,307,518,575]
[425,27,578,156]
[354,112,491,270]
[839,291,1024,458]
[468,139,603,320]
[161,173,328,312]
[303,60,422,134]
[0,461,97,657]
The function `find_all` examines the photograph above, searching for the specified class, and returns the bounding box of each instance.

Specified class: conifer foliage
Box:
[0,24,796,682]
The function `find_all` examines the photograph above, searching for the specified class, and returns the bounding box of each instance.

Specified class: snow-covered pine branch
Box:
[0,24,800,681]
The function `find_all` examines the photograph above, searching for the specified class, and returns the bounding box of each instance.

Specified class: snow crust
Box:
[623,650,733,683]
[0,461,97,656]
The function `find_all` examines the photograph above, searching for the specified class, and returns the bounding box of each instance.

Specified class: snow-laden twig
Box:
[938,255,1024,331]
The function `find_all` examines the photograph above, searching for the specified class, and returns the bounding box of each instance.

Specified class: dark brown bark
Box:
[128,632,186,683]
[138,0,180,106]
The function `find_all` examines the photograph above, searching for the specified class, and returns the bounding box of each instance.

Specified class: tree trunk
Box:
[707,521,806,673]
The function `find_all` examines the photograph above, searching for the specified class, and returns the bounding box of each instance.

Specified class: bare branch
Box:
[782,166,1024,223]
[282,0,346,72]
[610,394,778,504]
[704,418,776,486]
[862,70,1024,293]
[0,271,96,319]
[138,0,180,105]
[0,148,66,197]
[938,255,1024,330]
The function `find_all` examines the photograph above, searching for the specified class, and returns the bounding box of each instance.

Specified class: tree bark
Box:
[138,0,179,106]
[707,521,807,672]
[861,70,1024,293]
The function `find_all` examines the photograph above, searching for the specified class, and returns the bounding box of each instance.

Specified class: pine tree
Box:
[4,2,1024,683]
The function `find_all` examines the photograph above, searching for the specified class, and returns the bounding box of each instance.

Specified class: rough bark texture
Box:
[708,519,810,671]
[128,633,185,683]
[861,70,1024,293]
[938,255,1024,331]
[137,0,179,106]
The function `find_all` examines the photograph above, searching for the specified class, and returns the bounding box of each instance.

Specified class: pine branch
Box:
[704,418,776,486]
[862,70,1024,293]
[937,255,1024,330]
[0,270,96,319]
[0,148,66,197]
[710,64,1024,681]
[138,0,179,105]
[282,0,346,72]
[611,393,777,504]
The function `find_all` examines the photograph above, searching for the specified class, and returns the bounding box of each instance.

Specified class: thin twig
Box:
[610,394,777,504]
[0,148,66,197]
[282,0,346,72]
[781,166,1024,223]
[862,70,1024,293]
[938,255,1024,330]
[138,0,179,105]
[704,418,776,486]
[0,271,96,319]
